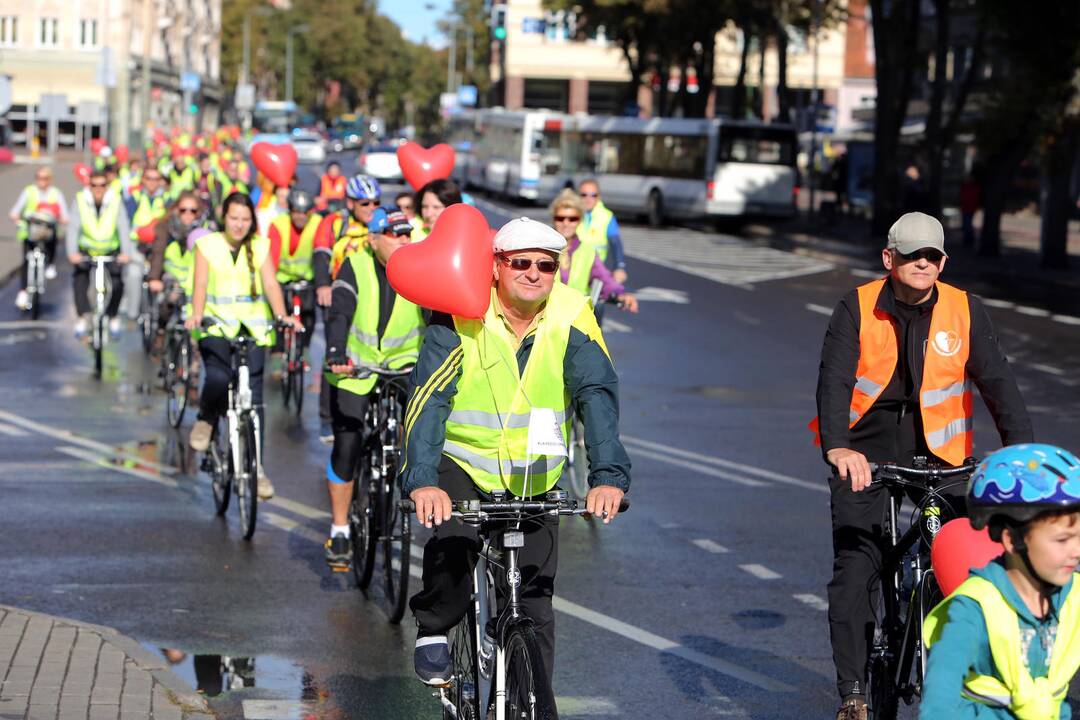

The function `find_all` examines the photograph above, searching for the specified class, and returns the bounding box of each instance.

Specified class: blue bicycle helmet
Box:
[968,444,1080,534]
[345,174,381,201]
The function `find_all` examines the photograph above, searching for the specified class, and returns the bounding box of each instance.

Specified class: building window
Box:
[0,16,17,47]
[37,17,59,48]
[80,18,98,48]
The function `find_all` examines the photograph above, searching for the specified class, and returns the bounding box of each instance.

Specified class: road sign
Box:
[522,17,545,34]
[76,101,103,124]
[235,83,255,111]
[457,85,478,107]
[180,72,201,93]
[0,75,11,116]
[38,94,69,121]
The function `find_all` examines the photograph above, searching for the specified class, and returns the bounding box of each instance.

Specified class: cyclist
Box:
[549,189,638,313]
[393,191,415,222]
[313,174,381,443]
[146,191,204,321]
[578,179,628,285]
[268,188,320,356]
[122,166,170,320]
[411,178,462,242]
[922,444,1080,719]
[65,169,133,338]
[401,217,631,694]
[317,161,346,212]
[169,152,198,196]
[10,166,68,310]
[322,207,424,570]
[184,192,301,500]
[256,185,290,238]
[814,212,1033,720]
[208,158,249,219]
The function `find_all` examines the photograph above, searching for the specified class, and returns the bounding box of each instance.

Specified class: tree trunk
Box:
[1038,125,1079,268]
[978,142,1028,257]
[776,25,790,124]
[924,0,949,217]
[732,26,750,119]
[757,35,767,119]
[620,42,644,115]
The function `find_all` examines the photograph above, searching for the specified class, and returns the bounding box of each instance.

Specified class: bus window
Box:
[643,134,707,179]
[718,127,795,166]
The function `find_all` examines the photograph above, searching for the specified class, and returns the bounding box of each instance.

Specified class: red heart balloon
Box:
[397,142,455,191]
[90,138,106,155]
[931,518,1004,596]
[114,144,130,165]
[387,204,492,318]
[136,219,159,245]
[73,163,91,186]
[250,142,298,188]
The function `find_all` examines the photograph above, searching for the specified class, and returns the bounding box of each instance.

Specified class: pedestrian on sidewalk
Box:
[959,172,981,248]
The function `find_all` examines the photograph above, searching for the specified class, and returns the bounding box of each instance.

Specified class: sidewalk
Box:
[0,606,211,720]
[0,156,81,288]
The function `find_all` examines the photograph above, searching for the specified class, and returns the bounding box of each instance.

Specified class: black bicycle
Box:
[403,492,628,720]
[159,284,193,428]
[279,281,308,416]
[138,268,163,355]
[865,457,978,719]
[342,362,413,623]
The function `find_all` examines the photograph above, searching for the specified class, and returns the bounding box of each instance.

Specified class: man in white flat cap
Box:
[400,216,631,699]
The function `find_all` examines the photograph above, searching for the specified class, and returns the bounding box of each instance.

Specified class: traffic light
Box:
[491,3,507,41]
[188,103,198,115]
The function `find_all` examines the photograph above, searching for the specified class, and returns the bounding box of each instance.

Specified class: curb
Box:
[0,604,210,714]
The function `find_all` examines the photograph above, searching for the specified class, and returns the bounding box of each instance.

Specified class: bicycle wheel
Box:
[210,422,232,516]
[502,622,558,720]
[565,419,589,499]
[290,355,304,416]
[93,315,105,379]
[28,255,42,320]
[139,288,155,354]
[445,610,479,720]
[166,334,192,428]
[383,476,411,623]
[915,570,942,694]
[280,332,293,408]
[350,445,379,589]
[236,416,259,540]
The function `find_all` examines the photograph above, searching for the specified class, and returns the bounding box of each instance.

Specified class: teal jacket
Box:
[920,557,1075,719]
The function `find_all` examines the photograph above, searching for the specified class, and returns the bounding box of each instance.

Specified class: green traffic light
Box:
[188,104,198,114]
[494,27,506,40]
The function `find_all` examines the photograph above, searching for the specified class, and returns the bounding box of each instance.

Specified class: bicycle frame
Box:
[25,243,46,296]
[226,340,261,486]
[89,256,116,350]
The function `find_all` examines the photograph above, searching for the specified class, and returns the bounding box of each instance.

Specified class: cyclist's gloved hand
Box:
[411,486,453,529]
[325,350,352,375]
[827,447,873,493]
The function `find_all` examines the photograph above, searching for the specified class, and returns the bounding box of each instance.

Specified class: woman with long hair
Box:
[185,192,301,498]
[411,178,463,242]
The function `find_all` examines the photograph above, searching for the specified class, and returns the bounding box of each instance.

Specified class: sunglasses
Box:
[89,183,108,189]
[553,215,580,223]
[581,192,598,198]
[178,207,199,215]
[355,200,380,207]
[499,255,560,273]
[895,248,944,263]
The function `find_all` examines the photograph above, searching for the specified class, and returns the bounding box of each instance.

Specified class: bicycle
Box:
[83,255,118,380]
[864,457,978,719]
[199,320,268,540]
[22,212,57,320]
[279,280,308,416]
[342,362,413,624]
[138,264,163,355]
[402,491,629,720]
[159,284,193,428]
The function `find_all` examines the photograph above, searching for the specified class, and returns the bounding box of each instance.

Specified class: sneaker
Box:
[836,696,868,720]
[319,423,334,445]
[189,419,213,452]
[44,264,57,280]
[108,316,123,336]
[14,290,29,310]
[324,534,351,572]
[73,317,89,338]
[414,636,451,686]
[257,471,275,499]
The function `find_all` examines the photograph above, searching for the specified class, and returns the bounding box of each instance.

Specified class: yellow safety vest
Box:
[924,574,1080,719]
[565,240,597,295]
[16,185,62,240]
[327,249,425,396]
[330,213,368,279]
[129,191,168,242]
[411,224,431,243]
[77,191,122,256]
[196,232,275,346]
[170,165,197,193]
[163,240,194,296]
[580,201,614,262]
[442,283,608,496]
[271,213,319,283]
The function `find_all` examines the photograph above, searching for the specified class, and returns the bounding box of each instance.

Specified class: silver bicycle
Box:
[85,255,117,379]
[22,212,57,320]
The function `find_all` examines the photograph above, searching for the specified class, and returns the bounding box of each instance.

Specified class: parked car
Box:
[357,143,402,182]
[292,130,326,164]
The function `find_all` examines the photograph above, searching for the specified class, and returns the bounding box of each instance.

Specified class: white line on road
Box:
[624,444,769,487]
[0,320,66,330]
[739,564,782,580]
[1014,305,1051,317]
[55,446,178,488]
[981,298,1016,309]
[805,303,833,316]
[266,496,331,520]
[553,697,621,716]
[691,539,730,554]
[241,700,312,720]
[1029,363,1067,377]
[0,422,30,437]
[792,594,829,612]
[603,318,633,333]
[635,287,690,304]
[263,512,326,545]
[1052,314,1080,326]
[848,269,882,279]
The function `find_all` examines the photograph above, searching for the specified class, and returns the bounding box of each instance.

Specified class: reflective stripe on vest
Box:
[580,202,614,262]
[163,241,194,295]
[77,190,121,256]
[850,278,973,465]
[566,240,596,295]
[130,192,167,241]
[196,232,275,346]
[272,213,319,282]
[924,574,1080,719]
[443,283,597,496]
[328,249,425,396]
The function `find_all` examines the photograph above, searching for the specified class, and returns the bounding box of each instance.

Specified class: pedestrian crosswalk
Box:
[620,227,834,288]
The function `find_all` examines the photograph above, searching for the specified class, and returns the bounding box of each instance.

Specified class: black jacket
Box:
[815,279,1033,465]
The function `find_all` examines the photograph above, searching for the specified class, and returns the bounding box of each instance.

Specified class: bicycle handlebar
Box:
[869,459,979,488]
[400,497,630,518]
[330,362,413,379]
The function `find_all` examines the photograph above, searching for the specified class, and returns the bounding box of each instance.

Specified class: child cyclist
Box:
[922,444,1080,719]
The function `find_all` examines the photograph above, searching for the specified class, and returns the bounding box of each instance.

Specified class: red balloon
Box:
[73,163,91,186]
[89,138,106,155]
[387,204,493,318]
[136,219,158,245]
[115,144,130,165]
[250,142,298,188]
[397,142,455,191]
[931,518,1004,596]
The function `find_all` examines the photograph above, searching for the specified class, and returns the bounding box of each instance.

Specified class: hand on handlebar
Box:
[117,253,130,265]
[586,485,625,524]
[184,313,203,331]
[617,293,639,313]
[148,279,164,294]
[316,286,332,307]
[280,315,303,332]
[827,447,873,493]
[68,252,84,265]
[411,486,453,529]
[327,358,353,375]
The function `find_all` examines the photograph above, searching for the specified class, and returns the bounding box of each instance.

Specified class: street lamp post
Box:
[808,0,821,219]
[285,25,309,104]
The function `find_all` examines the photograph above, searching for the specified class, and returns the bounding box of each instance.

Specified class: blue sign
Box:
[180,72,201,93]
[522,17,546,34]
[457,85,478,107]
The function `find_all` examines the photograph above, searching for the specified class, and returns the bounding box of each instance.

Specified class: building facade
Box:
[0,0,222,150]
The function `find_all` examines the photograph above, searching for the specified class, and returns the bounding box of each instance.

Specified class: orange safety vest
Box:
[320,175,346,200]
[811,278,974,466]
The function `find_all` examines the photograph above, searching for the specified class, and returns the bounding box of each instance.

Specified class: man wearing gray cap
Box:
[814,212,1032,720]
[399,216,631,699]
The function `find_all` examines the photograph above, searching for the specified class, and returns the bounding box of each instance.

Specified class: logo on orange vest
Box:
[932,330,962,357]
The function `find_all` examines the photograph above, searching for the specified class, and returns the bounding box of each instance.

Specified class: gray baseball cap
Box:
[887,212,947,256]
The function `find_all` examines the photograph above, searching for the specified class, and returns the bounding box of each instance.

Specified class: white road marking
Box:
[1029,363,1067,377]
[634,287,690,304]
[805,303,833,316]
[621,435,828,494]
[262,512,326,545]
[739,564,782,580]
[1014,305,1051,317]
[55,446,178,488]
[555,697,621,716]
[0,422,30,437]
[981,298,1015,309]
[241,699,312,720]
[793,594,829,612]
[624,444,769,487]
[0,320,66,330]
[265,495,331,520]
[602,318,633,333]
[1052,314,1080,326]
[691,539,730,554]
[848,268,882,279]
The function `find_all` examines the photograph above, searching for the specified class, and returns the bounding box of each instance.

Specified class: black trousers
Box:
[410,457,559,698]
[72,263,124,317]
[327,384,371,482]
[197,337,266,435]
[826,473,965,699]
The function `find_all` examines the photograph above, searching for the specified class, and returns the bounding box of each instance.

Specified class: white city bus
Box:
[452,109,566,201]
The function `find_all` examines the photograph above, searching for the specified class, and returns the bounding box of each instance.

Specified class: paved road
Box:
[1,161,1078,719]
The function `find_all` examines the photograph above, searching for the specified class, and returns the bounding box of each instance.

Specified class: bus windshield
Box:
[718,126,796,165]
